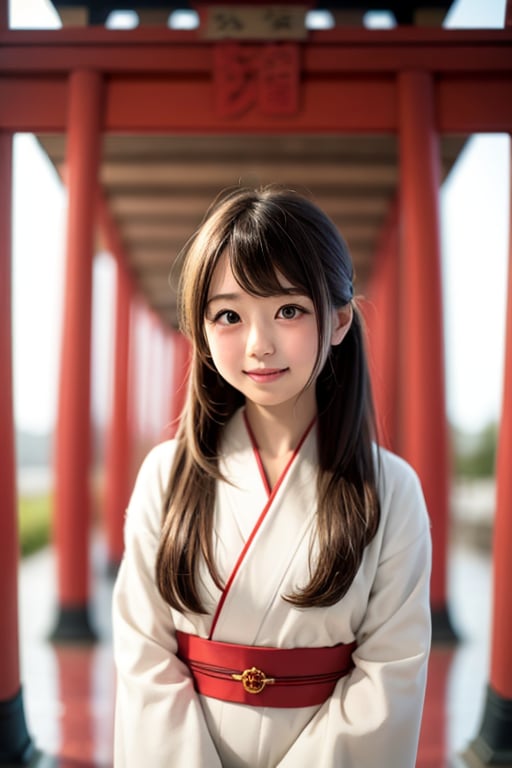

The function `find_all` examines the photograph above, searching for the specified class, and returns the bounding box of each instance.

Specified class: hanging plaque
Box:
[215,42,300,118]
[203,6,308,40]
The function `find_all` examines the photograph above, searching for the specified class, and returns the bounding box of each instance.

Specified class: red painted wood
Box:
[105,75,396,133]
[398,71,449,612]
[0,78,68,132]
[0,131,21,700]
[145,312,160,441]
[97,193,138,565]
[1,28,511,73]
[2,72,511,134]
[214,42,300,118]
[54,70,103,605]
[103,246,133,566]
[437,76,512,133]
[0,28,511,133]
[364,202,400,452]
[0,25,509,135]
[490,139,512,698]
[0,0,7,31]
[169,332,191,438]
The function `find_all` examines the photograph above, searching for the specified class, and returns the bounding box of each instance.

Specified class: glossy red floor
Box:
[18,538,492,767]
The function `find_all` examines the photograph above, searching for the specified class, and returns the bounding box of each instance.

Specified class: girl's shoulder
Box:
[125,440,179,538]
[133,439,179,494]
[373,444,422,490]
[373,445,431,553]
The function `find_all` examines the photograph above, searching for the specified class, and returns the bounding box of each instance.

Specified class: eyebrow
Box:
[206,287,308,306]
[206,292,240,306]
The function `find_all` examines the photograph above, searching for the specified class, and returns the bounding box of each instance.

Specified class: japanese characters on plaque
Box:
[207,5,304,118]
[214,43,300,118]
[204,6,308,41]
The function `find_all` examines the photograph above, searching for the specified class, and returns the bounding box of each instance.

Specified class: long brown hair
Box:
[156,187,380,613]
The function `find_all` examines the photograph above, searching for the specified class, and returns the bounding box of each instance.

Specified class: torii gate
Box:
[1,1,512,763]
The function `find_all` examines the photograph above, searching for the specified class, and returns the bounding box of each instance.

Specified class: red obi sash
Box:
[176,631,356,708]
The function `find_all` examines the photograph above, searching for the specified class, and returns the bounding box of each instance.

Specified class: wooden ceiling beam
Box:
[101,161,398,187]
[109,192,391,219]
[4,75,510,133]
[122,219,379,243]
[1,29,510,76]
[101,134,399,161]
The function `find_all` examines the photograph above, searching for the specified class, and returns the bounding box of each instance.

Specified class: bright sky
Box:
[10,0,510,436]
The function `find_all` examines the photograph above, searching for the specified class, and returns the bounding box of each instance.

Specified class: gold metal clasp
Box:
[232,666,275,694]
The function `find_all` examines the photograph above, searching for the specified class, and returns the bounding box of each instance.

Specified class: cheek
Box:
[288,325,318,366]
[206,331,237,370]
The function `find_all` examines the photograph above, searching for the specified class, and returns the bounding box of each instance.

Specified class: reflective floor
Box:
[18,537,493,767]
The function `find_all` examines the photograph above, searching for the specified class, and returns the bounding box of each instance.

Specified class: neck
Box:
[244,396,316,458]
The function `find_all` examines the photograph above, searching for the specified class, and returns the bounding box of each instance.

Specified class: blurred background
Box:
[12,0,510,555]
[7,0,511,765]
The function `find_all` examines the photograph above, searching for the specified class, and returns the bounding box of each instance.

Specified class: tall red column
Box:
[51,70,103,642]
[364,203,400,451]
[0,133,36,764]
[469,138,512,763]
[169,331,191,438]
[398,71,456,643]
[0,0,7,30]
[0,133,34,762]
[163,331,175,435]
[104,257,132,572]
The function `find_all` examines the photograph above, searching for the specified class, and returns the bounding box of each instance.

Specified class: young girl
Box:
[112,187,432,767]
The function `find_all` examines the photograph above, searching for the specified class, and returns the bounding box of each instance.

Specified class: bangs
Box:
[226,211,312,299]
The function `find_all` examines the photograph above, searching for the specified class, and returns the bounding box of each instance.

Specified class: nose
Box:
[246,319,275,358]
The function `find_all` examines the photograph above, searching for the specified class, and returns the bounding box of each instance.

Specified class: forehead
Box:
[207,251,295,299]
[207,253,236,296]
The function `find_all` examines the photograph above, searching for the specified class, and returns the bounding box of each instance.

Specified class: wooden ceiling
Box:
[37,132,466,327]
[35,1,466,328]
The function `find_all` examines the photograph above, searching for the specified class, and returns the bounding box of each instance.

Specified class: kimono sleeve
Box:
[112,443,222,768]
[277,457,432,768]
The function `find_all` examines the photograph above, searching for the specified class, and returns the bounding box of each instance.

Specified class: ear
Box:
[330,304,353,346]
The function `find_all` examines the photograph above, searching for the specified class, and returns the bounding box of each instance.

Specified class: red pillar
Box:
[51,70,103,642]
[469,138,512,763]
[0,132,34,761]
[169,331,191,438]
[146,313,160,442]
[364,202,400,451]
[99,197,133,573]
[129,298,144,468]
[398,71,456,643]
[163,331,175,437]
[104,258,132,572]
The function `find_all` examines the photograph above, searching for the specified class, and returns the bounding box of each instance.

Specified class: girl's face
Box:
[204,253,351,422]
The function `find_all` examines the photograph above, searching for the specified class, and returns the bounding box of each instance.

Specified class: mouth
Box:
[243,367,289,383]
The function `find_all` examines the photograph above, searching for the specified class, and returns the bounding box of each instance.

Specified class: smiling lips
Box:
[244,367,289,383]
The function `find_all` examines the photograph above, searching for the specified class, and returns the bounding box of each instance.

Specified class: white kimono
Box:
[112,408,432,768]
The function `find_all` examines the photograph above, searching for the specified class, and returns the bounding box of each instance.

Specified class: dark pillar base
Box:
[0,688,34,765]
[48,605,98,644]
[466,685,512,765]
[432,604,460,644]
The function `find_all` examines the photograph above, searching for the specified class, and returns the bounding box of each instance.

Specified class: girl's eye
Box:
[277,305,304,320]
[214,310,241,326]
